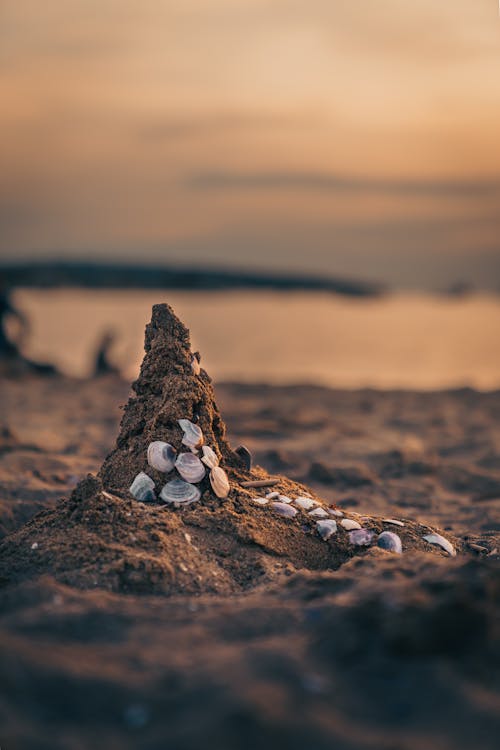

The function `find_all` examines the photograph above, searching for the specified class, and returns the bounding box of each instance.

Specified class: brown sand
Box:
[0,304,499,749]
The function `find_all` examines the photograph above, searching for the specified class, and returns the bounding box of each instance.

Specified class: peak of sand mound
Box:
[0,304,462,595]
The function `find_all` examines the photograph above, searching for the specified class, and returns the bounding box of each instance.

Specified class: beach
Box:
[1,317,499,748]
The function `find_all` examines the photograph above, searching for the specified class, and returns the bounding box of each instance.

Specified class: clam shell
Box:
[316,519,337,540]
[129,472,156,502]
[272,502,298,518]
[175,452,206,483]
[278,495,293,504]
[383,518,404,527]
[328,508,344,517]
[178,419,204,449]
[377,531,402,553]
[253,497,268,505]
[147,441,177,473]
[423,533,456,557]
[266,491,280,499]
[235,445,252,470]
[210,466,230,498]
[340,518,362,531]
[160,478,201,506]
[308,507,329,519]
[349,529,375,546]
[201,445,219,469]
[294,496,316,510]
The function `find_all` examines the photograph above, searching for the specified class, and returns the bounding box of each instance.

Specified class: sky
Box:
[1,0,500,288]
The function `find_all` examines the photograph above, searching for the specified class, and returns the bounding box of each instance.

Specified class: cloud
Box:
[186,171,500,199]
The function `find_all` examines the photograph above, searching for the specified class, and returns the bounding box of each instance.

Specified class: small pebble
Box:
[328,508,343,517]
[294,497,316,510]
[308,507,329,519]
[341,518,362,531]
[272,502,298,518]
[278,495,293,504]
[349,529,375,546]
[316,520,337,540]
[31,542,39,550]
[266,491,280,499]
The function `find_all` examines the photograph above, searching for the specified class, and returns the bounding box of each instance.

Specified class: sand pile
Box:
[0,304,461,595]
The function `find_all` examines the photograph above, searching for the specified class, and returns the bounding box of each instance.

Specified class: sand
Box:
[0,304,499,749]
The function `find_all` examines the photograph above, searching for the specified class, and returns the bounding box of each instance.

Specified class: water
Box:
[12,288,500,390]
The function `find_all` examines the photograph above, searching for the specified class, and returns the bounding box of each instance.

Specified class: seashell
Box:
[272,502,298,518]
[235,445,252,471]
[175,452,206,483]
[178,419,204,449]
[308,507,329,518]
[328,508,343,517]
[160,478,201,506]
[147,441,177,473]
[191,354,201,376]
[340,518,362,531]
[383,519,404,527]
[210,466,230,498]
[377,531,402,554]
[201,445,219,469]
[129,472,156,502]
[423,533,456,557]
[294,496,316,510]
[349,529,375,546]
[278,495,293,504]
[266,491,280,499]
[316,519,337,540]
[253,497,268,505]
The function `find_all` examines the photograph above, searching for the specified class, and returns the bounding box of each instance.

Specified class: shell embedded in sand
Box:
[253,497,268,505]
[210,466,230,498]
[308,507,329,519]
[294,496,316,510]
[316,519,337,540]
[266,491,280,499]
[272,502,298,518]
[377,531,402,554]
[178,419,204,449]
[423,533,456,557]
[235,445,252,471]
[383,519,404,527]
[160,478,201,506]
[175,452,206,483]
[328,508,344,517]
[341,518,362,531]
[278,495,293,504]
[349,529,375,546]
[201,445,219,469]
[147,441,177,473]
[129,472,156,502]
[191,354,201,376]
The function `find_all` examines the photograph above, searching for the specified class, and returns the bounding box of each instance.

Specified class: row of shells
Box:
[251,493,456,556]
[129,419,230,507]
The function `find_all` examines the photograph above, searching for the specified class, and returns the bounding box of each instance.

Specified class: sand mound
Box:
[0,304,461,594]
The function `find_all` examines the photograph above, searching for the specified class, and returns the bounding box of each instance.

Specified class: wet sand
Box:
[0,373,499,749]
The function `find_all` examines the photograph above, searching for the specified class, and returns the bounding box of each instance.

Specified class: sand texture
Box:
[0,304,499,749]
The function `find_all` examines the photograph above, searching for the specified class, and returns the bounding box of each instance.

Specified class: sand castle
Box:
[0,304,459,595]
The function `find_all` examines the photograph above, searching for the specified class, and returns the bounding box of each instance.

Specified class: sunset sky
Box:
[1,1,500,288]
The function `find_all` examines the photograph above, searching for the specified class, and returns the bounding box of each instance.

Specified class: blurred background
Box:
[1,1,499,387]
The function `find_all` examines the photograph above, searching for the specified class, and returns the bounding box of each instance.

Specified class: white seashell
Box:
[308,507,329,518]
[272,502,298,518]
[210,466,230,498]
[328,508,343,517]
[160,478,201,506]
[341,518,362,531]
[129,472,156,502]
[147,441,177,473]
[278,495,293,504]
[253,497,268,505]
[178,419,204,449]
[201,445,219,469]
[294,496,316,510]
[266,491,280,499]
[175,452,206,483]
[423,533,456,557]
[377,531,402,553]
[316,519,337,540]
[383,519,405,527]
[191,355,201,375]
[349,529,375,546]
